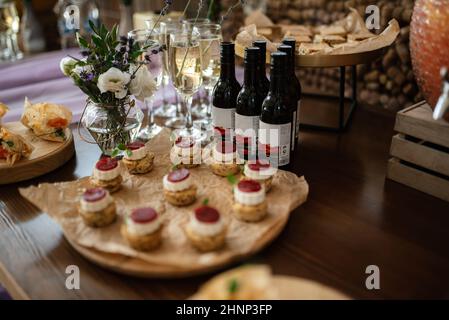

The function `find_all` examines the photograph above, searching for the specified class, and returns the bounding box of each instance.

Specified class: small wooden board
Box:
[387,102,449,202]
[0,122,75,184]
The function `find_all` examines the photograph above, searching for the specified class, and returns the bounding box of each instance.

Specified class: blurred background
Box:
[1,0,418,113]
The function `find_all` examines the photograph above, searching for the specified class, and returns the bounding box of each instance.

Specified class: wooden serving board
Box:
[67,214,289,278]
[0,122,75,184]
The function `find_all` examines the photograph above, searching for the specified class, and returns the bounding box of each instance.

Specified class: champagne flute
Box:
[128,29,164,141]
[169,30,205,141]
[157,18,185,128]
[193,24,222,131]
[182,18,210,113]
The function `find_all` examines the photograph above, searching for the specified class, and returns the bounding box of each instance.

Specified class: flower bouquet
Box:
[60,21,158,155]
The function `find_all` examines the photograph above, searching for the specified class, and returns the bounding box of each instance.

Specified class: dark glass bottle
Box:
[236,47,264,161]
[253,40,270,98]
[212,42,242,142]
[282,38,302,143]
[259,52,292,171]
[278,44,298,154]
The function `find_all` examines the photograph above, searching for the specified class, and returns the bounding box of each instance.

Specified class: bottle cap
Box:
[270,51,287,72]
[282,38,296,49]
[244,47,260,64]
[220,41,235,57]
[278,44,293,57]
[253,40,267,51]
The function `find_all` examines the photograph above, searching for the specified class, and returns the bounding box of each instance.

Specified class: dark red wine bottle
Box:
[212,42,242,142]
[278,44,298,154]
[253,40,270,98]
[236,47,264,161]
[259,52,292,171]
[282,38,302,143]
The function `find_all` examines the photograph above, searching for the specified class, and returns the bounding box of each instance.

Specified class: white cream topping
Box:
[163,174,193,192]
[170,149,202,166]
[80,193,113,212]
[124,145,148,161]
[93,164,121,181]
[234,185,266,206]
[126,215,161,236]
[188,215,225,237]
[173,142,201,158]
[244,163,277,180]
[213,148,236,163]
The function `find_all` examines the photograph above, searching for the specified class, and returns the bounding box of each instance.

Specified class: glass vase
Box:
[81,99,143,156]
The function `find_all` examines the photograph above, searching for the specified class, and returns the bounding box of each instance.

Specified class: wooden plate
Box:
[66,215,290,278]
[0,122,75,184]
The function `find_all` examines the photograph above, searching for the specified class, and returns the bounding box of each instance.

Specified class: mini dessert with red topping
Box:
[90,157,123,193]
[121,141,155,174]
[163,168,197,206]
[170,137,201,169]
[233,179,267,222]
[185,204,226,252]
[121,207,163,251]
[242,160,277,192]
[210,141,240,177]
[79,187,116,227]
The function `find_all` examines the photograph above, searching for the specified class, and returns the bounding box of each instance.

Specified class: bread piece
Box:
[21,97,72,142]
[90,175,122,193]
[284,33,312,45]
[121,224,162,251]
[184,224,226,252]
[79,202,117,228]
[0,102,8,123]
[164,185,197,206]
[318,25,347,36]
[0,127,34,165]
[298,42,331,55]
[280,25,312,37]
[314,34,347,45]
[122,152,154,174]
[210,162,240,177]
[233,201,267,222]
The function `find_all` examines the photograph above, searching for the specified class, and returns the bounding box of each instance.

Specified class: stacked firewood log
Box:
[220,0,420,111]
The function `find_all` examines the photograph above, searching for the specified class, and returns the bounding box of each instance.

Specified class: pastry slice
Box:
[21,98,72,142]
[193,265,278,300]
[0,127,34,165]
[0,102,8,125]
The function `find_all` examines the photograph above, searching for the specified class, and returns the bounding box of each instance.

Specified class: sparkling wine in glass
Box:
[194,24,222,131]
[169,30,206,141]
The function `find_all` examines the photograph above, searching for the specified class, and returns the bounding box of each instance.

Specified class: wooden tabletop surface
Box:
[1,104,449,300]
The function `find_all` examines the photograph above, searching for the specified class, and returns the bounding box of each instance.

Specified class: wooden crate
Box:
[387,101,449,202]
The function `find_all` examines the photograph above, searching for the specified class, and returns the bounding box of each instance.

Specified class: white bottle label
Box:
[236,113,259,156]
[259,121,291,167]
[296,100,301,138]
[212,106,235,139]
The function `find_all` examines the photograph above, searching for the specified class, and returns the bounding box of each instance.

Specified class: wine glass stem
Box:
[162,75,170,106]
[205,87,213,118]
[145,97,155,129]
[184,94,193,131]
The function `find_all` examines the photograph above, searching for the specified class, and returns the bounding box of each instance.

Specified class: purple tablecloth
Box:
[0,50,182,123]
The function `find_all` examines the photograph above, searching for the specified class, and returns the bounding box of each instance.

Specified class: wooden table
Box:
[1,103,449,300]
